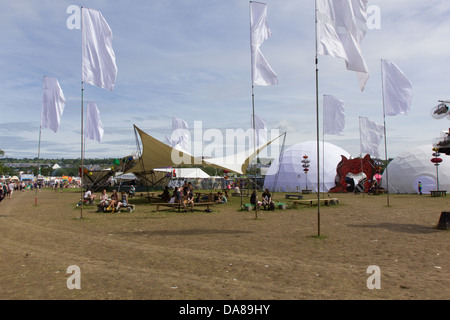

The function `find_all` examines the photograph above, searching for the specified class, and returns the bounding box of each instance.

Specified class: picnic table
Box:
[431,190,447,197]
[293,198,339,207]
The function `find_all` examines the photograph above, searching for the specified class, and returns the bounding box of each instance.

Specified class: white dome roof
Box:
[381,145,450,194]
[264,141,351,192]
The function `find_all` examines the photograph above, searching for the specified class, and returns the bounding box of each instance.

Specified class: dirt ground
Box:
[0,188,448,300]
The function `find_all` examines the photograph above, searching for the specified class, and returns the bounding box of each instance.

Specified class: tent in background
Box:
[264,141,351,192]
[381,145,450,194]
[155,168,210,179]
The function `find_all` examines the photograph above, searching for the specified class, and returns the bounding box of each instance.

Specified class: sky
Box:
[1,0,450,161]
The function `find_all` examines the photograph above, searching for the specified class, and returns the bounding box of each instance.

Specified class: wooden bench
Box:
[293,198,339,207]
[285,194,304,200]
[431,190,447,197]
[97,204,135,213]
[154,202,217,212]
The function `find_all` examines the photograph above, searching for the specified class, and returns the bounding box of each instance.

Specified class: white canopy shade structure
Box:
[127,125,283,176]
[155,168,210,179]
[264,141,351,192]
[381,145,450,194]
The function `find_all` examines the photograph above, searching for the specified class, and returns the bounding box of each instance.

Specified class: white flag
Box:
[251,114,268,146]
[359,117,384,158]
[317,0,369,91]
[85,102,104,142]
[323,95,345,136]
[382,59,412,116]
[250,1,278,86]
[41,76,66,133]
[171,117,189,152]
[82,7,118,91]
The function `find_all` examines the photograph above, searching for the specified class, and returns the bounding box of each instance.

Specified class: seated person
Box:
[99,189,109,208]
[250,191,262,208]
[107,190,120,212]
[83,189,96,204]
[218,192,227,204]
[261,189,274,210]
[161,186,171,202]
[183,191,194,212]
[116,191,128,211]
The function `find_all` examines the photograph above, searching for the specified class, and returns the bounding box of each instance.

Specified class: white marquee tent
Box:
[155,168,210,179]
[264,141,351,192]
[381,145,450,194]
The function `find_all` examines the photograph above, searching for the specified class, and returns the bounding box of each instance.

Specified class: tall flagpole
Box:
[380,59,390,207]
[80,7,85,219]
[314,0,321,236]
[36,124,42,206]
[249,2,259,219]
[80,82,84,219]
[251,85,258,219]
[36,76,44,206]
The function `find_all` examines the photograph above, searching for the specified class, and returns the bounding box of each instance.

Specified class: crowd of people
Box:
[0,176,277,214]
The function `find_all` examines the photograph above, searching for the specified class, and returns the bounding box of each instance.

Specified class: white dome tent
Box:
[381,145,450,194]
[264,141,351,192]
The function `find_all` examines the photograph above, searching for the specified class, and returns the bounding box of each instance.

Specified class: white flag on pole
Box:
[250,1,278,86]
[41,76,66,133]
[171,117,190,152]
[317,0,369,91]
[82,7,118,91]
[323,94,345,136]
[359,116,384,158]
[382,59,413,116]
[85,102,104,143]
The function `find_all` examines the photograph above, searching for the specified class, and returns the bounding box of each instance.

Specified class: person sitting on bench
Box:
[107,190,120,212]
[250,191,262,208]
[116,191,128,211]
[83,189,96,204]
[183,191,194,212]
[99,189,109,209]
[262,189,275,210]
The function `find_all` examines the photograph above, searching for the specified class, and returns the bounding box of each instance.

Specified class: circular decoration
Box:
[431,158,442,164]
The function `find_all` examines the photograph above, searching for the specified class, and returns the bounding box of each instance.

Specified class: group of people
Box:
[85,189,129,212]
[159,181,230,212]
[250,189,275,210]
[166,184,196,212]
[0,182,14,202]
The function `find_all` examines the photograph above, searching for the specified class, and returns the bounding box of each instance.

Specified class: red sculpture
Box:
[329,154,376,193]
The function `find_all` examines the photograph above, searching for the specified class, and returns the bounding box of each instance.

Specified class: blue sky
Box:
[1,0,450,160]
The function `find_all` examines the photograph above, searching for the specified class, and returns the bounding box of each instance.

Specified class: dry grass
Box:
[0,189,448,300]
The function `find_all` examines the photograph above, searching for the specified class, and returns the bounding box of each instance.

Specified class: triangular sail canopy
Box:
[127,125,282,175]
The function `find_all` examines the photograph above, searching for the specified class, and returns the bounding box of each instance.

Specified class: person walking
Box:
[418,181,423,195]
